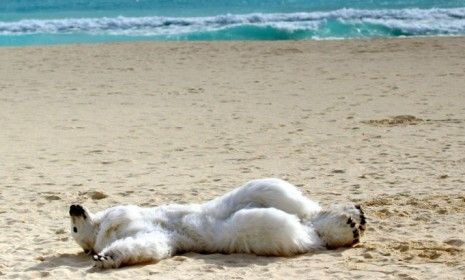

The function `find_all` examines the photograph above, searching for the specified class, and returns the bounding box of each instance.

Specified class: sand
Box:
[0,37,464,279]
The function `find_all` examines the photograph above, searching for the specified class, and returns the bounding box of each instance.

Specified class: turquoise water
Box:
[1,0,465,46]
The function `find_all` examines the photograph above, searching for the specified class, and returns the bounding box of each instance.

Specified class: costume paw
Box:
[340,204,366,246]
[93,252,121,269]
[313,204,367,249]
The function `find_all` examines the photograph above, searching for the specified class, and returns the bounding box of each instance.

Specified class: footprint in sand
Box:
[78,190,108,200]
[364,240,463,263]
[44,195,61,201]
[444,238,464,247]
[362,115,424,126]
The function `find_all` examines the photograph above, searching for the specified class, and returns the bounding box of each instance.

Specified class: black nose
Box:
[69,204,86,219]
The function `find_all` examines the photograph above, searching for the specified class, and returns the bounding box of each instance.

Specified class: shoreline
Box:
[1,34,465,49]
[1,36,464,279]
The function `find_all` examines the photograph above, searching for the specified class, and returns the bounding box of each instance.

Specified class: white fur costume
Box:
[69,178,366,268]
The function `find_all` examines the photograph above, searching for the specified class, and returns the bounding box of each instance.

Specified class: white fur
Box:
[70,178,366,268]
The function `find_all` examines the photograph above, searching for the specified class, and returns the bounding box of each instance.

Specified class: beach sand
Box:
[0,37,464,279]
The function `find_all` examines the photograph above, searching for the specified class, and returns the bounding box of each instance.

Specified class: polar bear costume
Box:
[69,178,366,268]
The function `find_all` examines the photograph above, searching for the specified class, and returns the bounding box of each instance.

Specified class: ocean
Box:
[1,0,465,46]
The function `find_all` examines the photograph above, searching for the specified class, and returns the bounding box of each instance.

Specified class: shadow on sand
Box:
[27,248,347,274]
[27,252,91,271]
[84,252,287,274]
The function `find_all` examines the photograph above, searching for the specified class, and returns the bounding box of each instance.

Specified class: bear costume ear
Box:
[69,204,87,219]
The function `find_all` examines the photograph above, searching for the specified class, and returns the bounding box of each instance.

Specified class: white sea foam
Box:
[1,8,465,36]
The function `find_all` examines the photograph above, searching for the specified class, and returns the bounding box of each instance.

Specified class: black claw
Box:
[360,216,366,225]
[352,238,360,245]
[355,204,365,215]
[347,217,356,227]
[359,225,366,232]
[353,229,360,238]
[69,204,87,219]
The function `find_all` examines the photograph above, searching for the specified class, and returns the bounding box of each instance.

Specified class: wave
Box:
[1,7,465,38]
